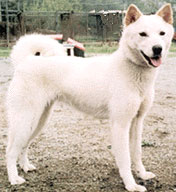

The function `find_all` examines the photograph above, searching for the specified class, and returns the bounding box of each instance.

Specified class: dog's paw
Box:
[138,171,156,180]
[126,183,147,192]
[20,163,36,173]
[10,175,26,185]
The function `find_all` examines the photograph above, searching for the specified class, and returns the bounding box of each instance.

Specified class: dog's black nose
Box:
[35,52,40,56]
[152,45,162,56]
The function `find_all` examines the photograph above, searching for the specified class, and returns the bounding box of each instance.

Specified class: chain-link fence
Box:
[0,10,125,47]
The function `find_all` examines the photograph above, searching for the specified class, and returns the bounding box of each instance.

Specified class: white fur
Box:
[6,4,174,192]
[10,33,66,68]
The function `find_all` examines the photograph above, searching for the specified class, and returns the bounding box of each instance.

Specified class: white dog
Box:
[6,4,173,192]
[10,33,66,68]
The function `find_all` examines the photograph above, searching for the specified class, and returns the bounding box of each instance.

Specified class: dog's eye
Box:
[160,31,165,36]
[139,32,148,37]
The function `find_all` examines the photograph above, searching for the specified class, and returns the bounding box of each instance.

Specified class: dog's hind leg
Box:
[6,110,41,185]
[18,100,54,173]
[6,92,52,185]
[130,100,156,180]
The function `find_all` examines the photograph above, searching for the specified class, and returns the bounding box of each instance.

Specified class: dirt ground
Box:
[0,54,176,192]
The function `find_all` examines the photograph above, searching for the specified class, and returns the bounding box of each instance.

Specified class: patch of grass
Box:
[0,47,11,57]
[167,42,176,57]
[170,42,176,52]
[85,42,118,54]
[0,41,175,58]
[142,140,156,147]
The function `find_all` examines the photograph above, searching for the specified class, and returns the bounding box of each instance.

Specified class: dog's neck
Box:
[113,45,159,96]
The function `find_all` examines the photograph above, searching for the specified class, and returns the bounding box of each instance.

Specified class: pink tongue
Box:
[150,57,162,67]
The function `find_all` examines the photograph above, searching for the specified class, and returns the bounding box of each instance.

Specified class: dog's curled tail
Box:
[10,33,66,68]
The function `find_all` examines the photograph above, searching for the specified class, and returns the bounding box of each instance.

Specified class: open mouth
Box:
[140,51,162,67]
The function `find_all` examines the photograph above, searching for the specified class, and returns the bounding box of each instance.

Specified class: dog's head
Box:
[121,4,174,68]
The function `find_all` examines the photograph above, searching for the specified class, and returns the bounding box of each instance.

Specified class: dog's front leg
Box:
[130,101,156,180]
[111,120,146,192]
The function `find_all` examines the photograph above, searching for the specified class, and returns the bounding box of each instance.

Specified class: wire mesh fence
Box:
[0,10,125,47]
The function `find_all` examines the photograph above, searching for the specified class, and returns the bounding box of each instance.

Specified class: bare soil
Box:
[0,55,176,192]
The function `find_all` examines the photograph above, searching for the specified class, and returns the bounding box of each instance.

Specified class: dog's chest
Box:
[126,67,157,97]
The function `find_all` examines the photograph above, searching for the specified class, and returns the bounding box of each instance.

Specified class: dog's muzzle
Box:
[140,45,162,67]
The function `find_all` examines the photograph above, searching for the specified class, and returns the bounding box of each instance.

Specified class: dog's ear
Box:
[125,4,142,26]
[156,3,173,24]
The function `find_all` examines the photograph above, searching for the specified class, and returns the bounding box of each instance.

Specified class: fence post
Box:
[18,12,25,36]
[5,0,9,47]
[0,1,2,22]
[70,12,74,39]
[55,11,59,33]
[86,13,89,39]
